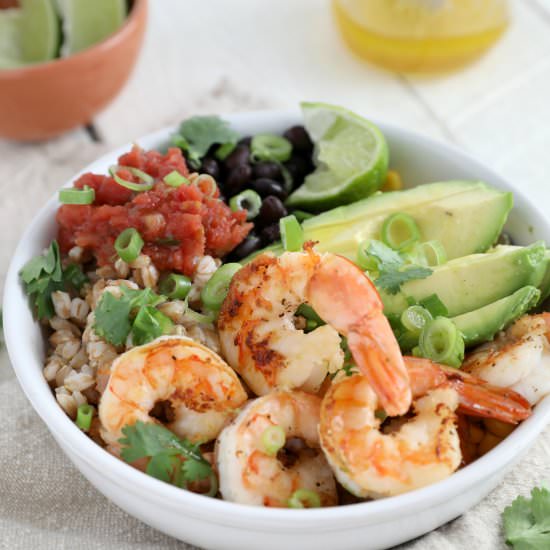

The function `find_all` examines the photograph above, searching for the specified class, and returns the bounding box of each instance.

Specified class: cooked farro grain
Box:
[70,298,90,325]
[52,291,72,319]
[114,257,130,278]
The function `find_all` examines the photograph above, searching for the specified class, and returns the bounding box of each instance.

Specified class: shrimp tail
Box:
[348,315,411,417]
[405,356,532,425]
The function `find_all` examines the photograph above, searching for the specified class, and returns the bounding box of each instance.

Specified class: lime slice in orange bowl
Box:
[286,102,389,211]
[57,0,127,56]
[19,0,61,64]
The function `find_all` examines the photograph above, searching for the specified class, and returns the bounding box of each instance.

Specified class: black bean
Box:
[238,136,252,147]
[251,178,287,200]
[283,125,313,153]
[260,223,281,245]
[228,234,262,262]
[200,157,221,181]
[224,145,250,171]
[258,195,288,227]
[225,164,252,196]
[284,155,313,189]
[252,161,283,182]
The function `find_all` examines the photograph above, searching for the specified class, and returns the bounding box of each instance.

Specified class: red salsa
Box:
[57,146,252,275]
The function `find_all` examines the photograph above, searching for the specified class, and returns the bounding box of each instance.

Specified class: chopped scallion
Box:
[418,317,464,368]
[261,425,286,456]
[76,404,94,431]
[201,263,242,311]
[400,305,432,336]
[280,215,304,252]
[59,185,95,205]
[251,134,292,162]
[163,170,189,188]
[417,240,447,266]
[109,165,154,192]
[159,273,192,300]
[381,212,420,251]
[288,488,321,509]
[115,228,144,263]
[229,189,262,220]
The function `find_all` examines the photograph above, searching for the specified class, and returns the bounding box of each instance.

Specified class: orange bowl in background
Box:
[0,0,147,141]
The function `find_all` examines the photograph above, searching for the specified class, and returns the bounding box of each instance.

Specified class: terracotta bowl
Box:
[0,0,147,141]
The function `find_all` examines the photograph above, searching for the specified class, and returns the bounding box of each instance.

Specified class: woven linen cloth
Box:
[1,345,549,550]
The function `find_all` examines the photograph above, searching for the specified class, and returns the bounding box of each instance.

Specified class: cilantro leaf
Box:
[375,265,433,295]
[119,422,213,489]
[363,240,433,295]
[20,241,70,319]
[173,115,239,167]
[503,486,550,549]
[93,292,133,346]
[62,263,88,291]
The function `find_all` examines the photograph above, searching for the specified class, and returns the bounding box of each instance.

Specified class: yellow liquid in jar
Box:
[333,0,509,72]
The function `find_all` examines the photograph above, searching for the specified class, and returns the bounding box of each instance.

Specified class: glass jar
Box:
[333,0,509,72]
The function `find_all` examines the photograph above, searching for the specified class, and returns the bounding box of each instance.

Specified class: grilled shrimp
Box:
[218,249,411,416]
[216,391,338,507]
[405,357,532,424]
[463,313,550,405]
[319,373,461,499]
[99,336,247,450]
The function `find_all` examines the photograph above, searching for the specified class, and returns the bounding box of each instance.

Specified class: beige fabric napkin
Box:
[1,346,549,550]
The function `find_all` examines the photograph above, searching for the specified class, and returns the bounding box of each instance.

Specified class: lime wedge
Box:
[0,9,23,69]
[286,102,389,211]
[57,0,127,56]
[19,0,61,64]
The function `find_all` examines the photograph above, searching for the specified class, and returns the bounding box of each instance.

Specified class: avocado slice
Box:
[257,181,512,262]
[452,286,541,346]
[381,242,548,318]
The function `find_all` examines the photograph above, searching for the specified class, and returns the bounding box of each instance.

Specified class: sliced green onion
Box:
[417,240,447,266]
[184,308,216,325]
[305,319,318,332]
[261,425,286,456]
[400,305,432,336]
[59,185,95,205]
[115,228,144,263]
[280,215,304,252]
[296,304,325,325]
[163,170,189,188]
[194,174,218,197]
[356,239,379,271]
[132,305,173,346]
[251,134,292,162]
[418,317,465,368]
[109,165,154,192]
[381,212,420,251]
[419,293,449,318]
[201,263,242,311]
[159,273,192,300]
[229,189,262,220]
[215,142,236,161]
[291,210,314,222]
[76,404,93,431]
[288,489,321,509]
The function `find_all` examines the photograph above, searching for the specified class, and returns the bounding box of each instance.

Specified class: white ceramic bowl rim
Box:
[4,110,550,532]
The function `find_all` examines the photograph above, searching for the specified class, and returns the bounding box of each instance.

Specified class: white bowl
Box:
[4,110,550,550]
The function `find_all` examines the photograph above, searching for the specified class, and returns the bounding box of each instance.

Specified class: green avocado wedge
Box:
[257,180,513,262]
[381,242,548,319]
[285,102,389,211]
[452,286,541,347]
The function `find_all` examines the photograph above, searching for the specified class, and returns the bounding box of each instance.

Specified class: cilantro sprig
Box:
[20,241,88,319]
[93,286,171,346]
[172,115,239,168]
[119,421,215,492]
[364,240,432,295]
[504,486,550,549]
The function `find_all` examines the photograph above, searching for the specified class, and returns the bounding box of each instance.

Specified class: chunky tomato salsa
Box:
[57,146,252,275]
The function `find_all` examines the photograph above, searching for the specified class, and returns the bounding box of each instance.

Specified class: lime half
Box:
[19,0,61,64]
[57,0,127,56]
[0,0,60,68]
[286,102,389,211]
[0,9,23,69]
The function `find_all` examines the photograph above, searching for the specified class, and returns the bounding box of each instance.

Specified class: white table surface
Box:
[2,1,550,548]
